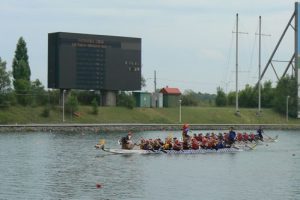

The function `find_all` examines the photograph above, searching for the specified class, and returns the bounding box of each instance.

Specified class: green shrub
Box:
[65,94,79,113]
[117,92,135,109]
[91,98,98,115]
[41,106,50,117]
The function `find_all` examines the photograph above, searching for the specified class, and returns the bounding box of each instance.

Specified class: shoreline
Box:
[0,123,300,133]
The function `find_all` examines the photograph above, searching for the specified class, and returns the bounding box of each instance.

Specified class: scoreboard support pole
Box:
[101,90,117,106]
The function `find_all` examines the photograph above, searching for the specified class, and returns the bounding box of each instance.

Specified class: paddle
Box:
[159,148,168,153]
[245,143,257,150]
[231,144,240,150]
[167,133,173,140]
[263,133,276,141]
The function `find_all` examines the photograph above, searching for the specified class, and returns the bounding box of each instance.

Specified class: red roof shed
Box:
[160,87,181,95]
[160,87,181,107]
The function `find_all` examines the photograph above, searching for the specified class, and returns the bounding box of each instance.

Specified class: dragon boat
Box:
[95,143,255,155]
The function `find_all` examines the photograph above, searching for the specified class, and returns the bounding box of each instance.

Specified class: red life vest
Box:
[237,133,243,141]
[191,139,199,150]
[243,133,249,141]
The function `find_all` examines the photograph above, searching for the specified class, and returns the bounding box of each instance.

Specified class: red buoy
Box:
[96,183,102,188]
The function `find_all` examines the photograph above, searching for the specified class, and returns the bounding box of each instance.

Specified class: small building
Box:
[160,87,181,107]
[151,92,163,108]
[133,92,151,108]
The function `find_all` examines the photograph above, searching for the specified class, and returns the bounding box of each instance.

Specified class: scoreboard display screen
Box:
[48,32,141,90]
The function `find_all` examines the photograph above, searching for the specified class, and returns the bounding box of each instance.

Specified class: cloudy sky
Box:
[0,0,297,93]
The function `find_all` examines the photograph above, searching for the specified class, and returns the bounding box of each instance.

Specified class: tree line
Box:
[215,76,297,118]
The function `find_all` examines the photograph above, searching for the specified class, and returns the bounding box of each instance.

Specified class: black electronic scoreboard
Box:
[48,32,141,90]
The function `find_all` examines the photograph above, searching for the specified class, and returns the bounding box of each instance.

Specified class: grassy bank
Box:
[0,106,299,124]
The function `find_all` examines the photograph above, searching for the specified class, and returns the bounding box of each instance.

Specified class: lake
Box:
[0,130,299,200]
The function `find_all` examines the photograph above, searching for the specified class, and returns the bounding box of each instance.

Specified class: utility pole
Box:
[236,13,239,114]
[179,99,182,123]
[258,16,262,114]
[286,95,290,122]
[256,16,271,115]
[154,70,157,93]
[62,89,65,122]
[233,13,248,115]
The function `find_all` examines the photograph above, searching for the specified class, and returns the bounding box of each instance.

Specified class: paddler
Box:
[228,127,236,146]
[153,139,163,150]
[172,138,182,151]
[237,132,243,142]
[191,138,200,150]
[163,138,172,150]
[142,140,152,150]
[256,126,264,141]
[182,124,190,141]
[218,133,224,141]
[243,132,249,142]
[211,132,217,140]
[139,138,146,149]
[196,133,203,142]
[249,132,255,142]
[207,136,217,149]
[215,139,225,150]
[201,134,208,149]
[120,132,135,150]
[223,132,229,144]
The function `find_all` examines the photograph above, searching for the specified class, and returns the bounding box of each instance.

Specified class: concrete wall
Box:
[0,124,299,133]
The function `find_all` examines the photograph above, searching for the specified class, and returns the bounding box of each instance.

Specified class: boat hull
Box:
[98,146,244,155]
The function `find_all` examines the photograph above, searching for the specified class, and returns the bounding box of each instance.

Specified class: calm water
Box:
[0,130,299,200]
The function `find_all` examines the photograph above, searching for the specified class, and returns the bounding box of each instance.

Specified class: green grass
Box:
[0,105,298,124]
